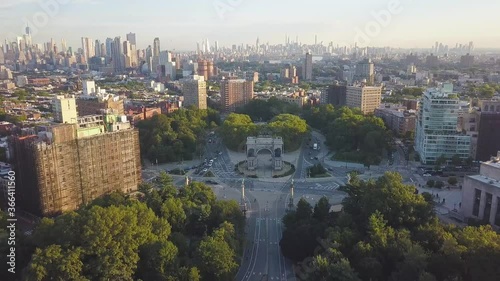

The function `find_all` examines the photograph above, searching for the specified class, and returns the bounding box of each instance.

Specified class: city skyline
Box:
[1,0,500,51]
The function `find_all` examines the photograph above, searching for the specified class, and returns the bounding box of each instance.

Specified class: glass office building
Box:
[416,85,471,164]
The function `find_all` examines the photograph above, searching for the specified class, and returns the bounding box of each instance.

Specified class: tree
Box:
[296,198,313,221]
[197,224,238,280]
[305,249,361,281]
[435,181,444,189]
[427,180,435,188]
[448,177,458,186]
[25,246,86,281]
[313,197,331,221]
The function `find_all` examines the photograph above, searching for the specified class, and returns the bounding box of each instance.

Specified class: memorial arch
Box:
[246,136,284,171]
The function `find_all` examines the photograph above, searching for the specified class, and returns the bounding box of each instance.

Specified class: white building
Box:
[53,95,78,124]
[415,84,471,164]
[83,80,96,95]
[461,152,500,230]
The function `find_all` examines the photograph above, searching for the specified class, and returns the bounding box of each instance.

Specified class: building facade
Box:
[220,78,254,112]
[76,95,125,116]
[10,121,141,217]
[346,85,382,114]
[476,100,500,161]
[53,95,78,124]
[182,75,207,110]
[303,53,313,81]
[415,86,471,164]
[374,105,417,136]
[322,84,347,107]
[355,59,375,84]
[461,152,500,230]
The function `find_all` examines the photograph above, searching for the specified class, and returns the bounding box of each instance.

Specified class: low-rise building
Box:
[461,152,500,230]
[374,105,417,136]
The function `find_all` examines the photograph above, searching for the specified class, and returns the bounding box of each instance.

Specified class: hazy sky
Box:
[1,0,499,51]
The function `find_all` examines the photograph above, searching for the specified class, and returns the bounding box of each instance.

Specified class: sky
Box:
[1,0,500,51]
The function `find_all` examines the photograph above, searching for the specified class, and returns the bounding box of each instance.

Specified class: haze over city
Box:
[1,0,500,50]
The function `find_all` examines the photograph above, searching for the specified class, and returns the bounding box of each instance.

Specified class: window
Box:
[483,193,493,222]
[495,198,500,226]
[472,189,481,217]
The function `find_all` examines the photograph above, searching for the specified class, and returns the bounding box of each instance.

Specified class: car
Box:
[423,173,432,177]
[205,180,218,185]
[310,157,314,160]
[314,156,319,160]
[218,152,222,155]
[208,163,212,167]
[202,168,208,173]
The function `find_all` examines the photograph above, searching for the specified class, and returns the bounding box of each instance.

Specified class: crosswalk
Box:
[295,182,340,191]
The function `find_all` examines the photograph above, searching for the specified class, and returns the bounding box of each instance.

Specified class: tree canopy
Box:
[2,174,244,281]
[303,105,390,166]
[280,172,500,281]
[220,113,308,152]
[236,97,301,122]
[137,108,221,163]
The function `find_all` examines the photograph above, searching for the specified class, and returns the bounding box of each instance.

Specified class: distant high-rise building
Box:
[197,60,209,81]
[61,39,67,54]
[346,85,381,114]
[152,38,160,71]
[220,78,254,112]
[53,95,78,124]
[112,37,124,72]
[153,37,160,57]
[105,38,113,57]
[182,75,207,110]
[81,37,94,60]
[355,58,375,84]
[415,85,471,164]
[126,32,137,46]
[426,54,439,67]
[460,53,475,68]
[303,52,313,81]
[94,39,101,57]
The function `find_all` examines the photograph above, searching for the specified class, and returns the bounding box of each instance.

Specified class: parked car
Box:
[423,173,432,177]
[202,168,208,173]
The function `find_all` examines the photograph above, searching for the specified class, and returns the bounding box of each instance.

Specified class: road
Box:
[236,180,296,281]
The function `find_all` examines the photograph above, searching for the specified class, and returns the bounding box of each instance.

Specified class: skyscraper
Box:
[81,37,94,60]
[220,78,254,112]
[61,39,67,53]
[105,38,113,58]
[126,32,137,46]
[182,75,207,110]
[153,37,160,57]
[415,84,471,164]
[303,52,313,81]
[112,36,124,72]
[94,39,101,57]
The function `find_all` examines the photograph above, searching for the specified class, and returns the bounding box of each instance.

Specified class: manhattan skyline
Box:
[1,0,500,51]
